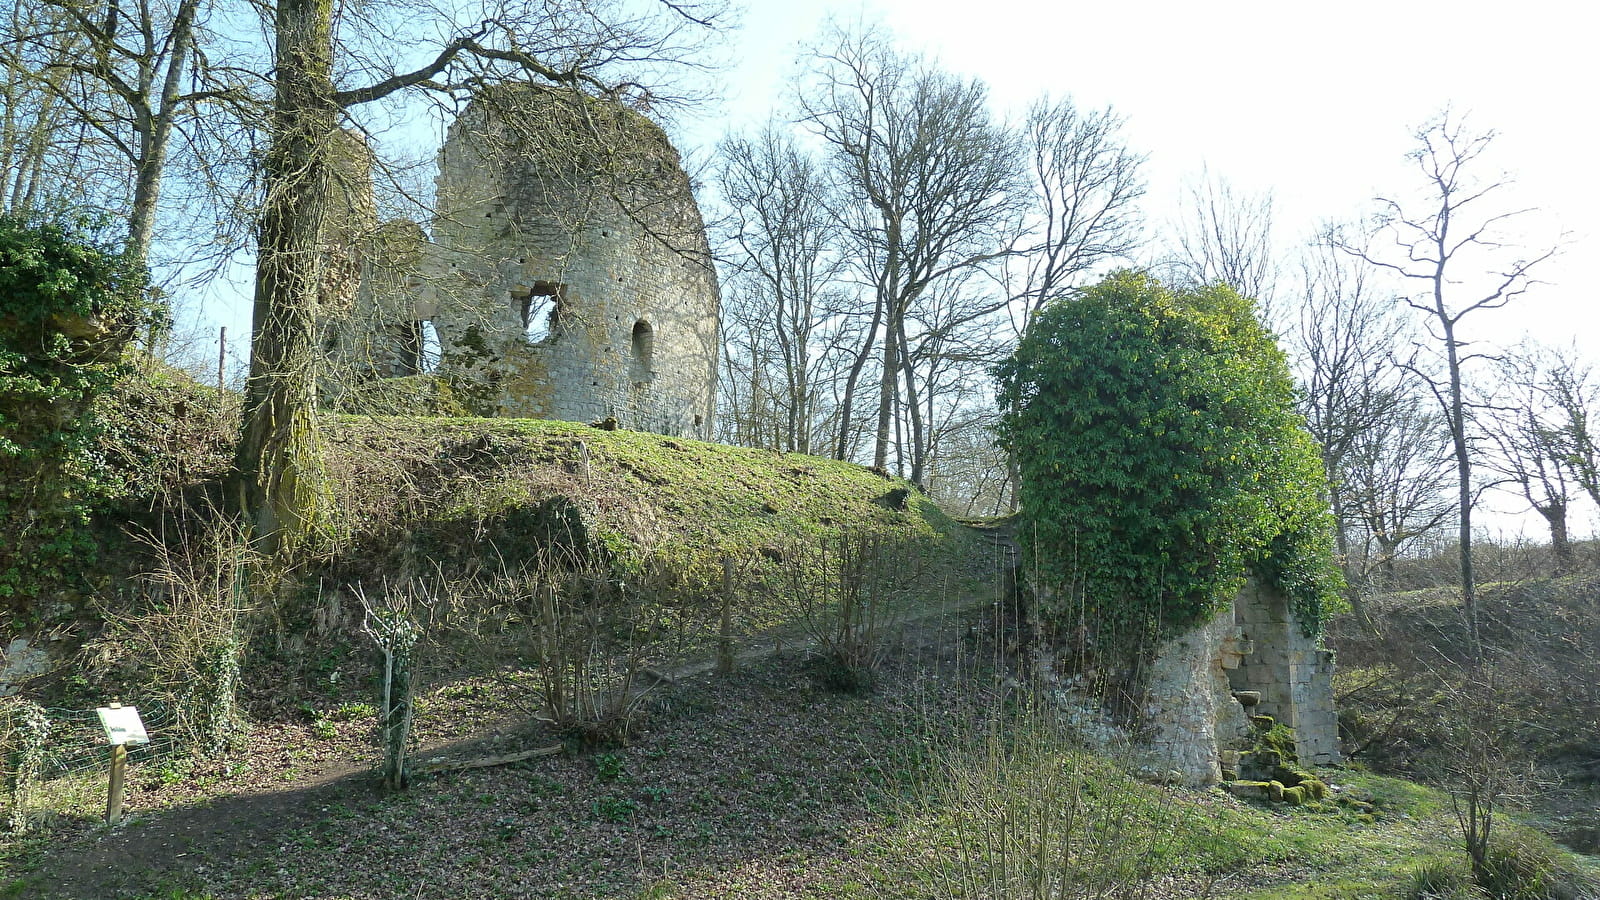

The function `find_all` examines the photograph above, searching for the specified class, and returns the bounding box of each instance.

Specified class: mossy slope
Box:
[321,416,971,569]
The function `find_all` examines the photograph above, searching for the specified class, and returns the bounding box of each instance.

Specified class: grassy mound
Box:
[319,415,972,573]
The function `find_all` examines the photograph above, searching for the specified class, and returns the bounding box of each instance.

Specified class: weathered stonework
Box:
[1141,581,1341,785]
[1142,605,1254,784]
[425,87,718,436]
[1228,580,1341,766]
[321,219,434,409]
[320,87,719,437]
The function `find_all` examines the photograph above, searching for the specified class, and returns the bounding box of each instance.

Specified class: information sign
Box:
[95,705,150,746]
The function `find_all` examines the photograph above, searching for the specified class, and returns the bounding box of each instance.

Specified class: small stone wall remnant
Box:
[1142,607,1253,784]
[1141,581,1341,785]
[1228,580,1341,765]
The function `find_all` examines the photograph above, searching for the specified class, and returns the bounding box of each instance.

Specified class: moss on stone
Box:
[1258,722,1299,762]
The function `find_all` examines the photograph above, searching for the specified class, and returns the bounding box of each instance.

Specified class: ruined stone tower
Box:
[423,86,719,436]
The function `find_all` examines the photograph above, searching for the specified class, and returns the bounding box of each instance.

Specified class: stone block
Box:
[1227,781,1272,800]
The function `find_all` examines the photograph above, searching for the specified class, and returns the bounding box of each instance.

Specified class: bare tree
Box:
[1004,95,1145,333]
[0,3,98,214]
[901,268,1011,483]
[1547,355,1600,517]
[1336,112,1559,643]
[800,24,1023,484]
[1168,171,1279,319]
[1482,345,1583,571]
[1341,392,1456,587]
[1288,236,1410,612]
[923,408,1010,517]
[715,124,849,455]
[0,0,253,269]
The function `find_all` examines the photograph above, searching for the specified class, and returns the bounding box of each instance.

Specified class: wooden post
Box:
[716,557,735,676]
[106,743,127,824]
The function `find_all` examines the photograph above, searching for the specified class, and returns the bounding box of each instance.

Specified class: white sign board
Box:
[95,705,150,746]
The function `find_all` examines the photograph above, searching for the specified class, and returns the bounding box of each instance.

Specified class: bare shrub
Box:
[1423,661,1597,899]
[441,548,707,747]
[779,529,927,692]
[900,700,1205,899]
[1435,665,1528,888]
[358,587,420,789]
[86,518,255,755]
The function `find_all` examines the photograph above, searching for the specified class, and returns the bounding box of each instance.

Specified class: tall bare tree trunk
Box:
[1440,316,1477,649]
[873,321,897,470]
[835,294,883,462]
[125,0,198,266]
[898,322,927,486]
[1539,501,1571,574]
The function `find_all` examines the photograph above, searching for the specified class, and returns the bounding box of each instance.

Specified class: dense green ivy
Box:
[995,271,1343,659]
[0,214,156,616]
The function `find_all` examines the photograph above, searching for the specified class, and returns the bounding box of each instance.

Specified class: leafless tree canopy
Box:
[711,24,1144,509]
[1334,112,1560,644]
[1004,96,1145,333]
[1284,237,1416,607]
[0,0,257,279]
[1481,344,1588,569]
[714,125,850,456]
[1167,171,1279,321]
[799,24,1024,486]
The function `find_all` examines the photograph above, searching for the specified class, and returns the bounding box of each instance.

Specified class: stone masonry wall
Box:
[1228,581,1342,765]
[425,87,719,437]
[1142,581,1341,785]
[1141,605,1254,785]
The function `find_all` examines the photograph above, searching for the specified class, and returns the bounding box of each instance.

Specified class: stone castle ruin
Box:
[323,86,719,437]
[317,87,1339,786]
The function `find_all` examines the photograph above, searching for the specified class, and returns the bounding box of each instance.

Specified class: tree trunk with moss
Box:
[234,0,337,555]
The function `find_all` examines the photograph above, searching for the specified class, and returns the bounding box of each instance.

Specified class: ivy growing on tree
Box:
[995,270,1342,659]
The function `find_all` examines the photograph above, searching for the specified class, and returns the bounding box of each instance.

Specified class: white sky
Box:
[193,0,1600,536]
[674,0,1600,538]
[677,0,1594,344]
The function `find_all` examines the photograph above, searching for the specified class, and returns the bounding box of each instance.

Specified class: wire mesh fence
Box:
[3,697,189,832]
[35,700,185,778]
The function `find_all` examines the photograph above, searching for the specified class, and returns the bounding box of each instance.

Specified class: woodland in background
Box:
[4,0,1583,601]
[709,26,1582,636]
[4,6,1599,897]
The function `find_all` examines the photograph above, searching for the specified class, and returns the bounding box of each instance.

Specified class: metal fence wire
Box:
[3,697,191,830]
[32,700,185,780]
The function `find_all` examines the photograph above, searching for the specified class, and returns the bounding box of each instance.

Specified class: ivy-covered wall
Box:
[0,215,155,619]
